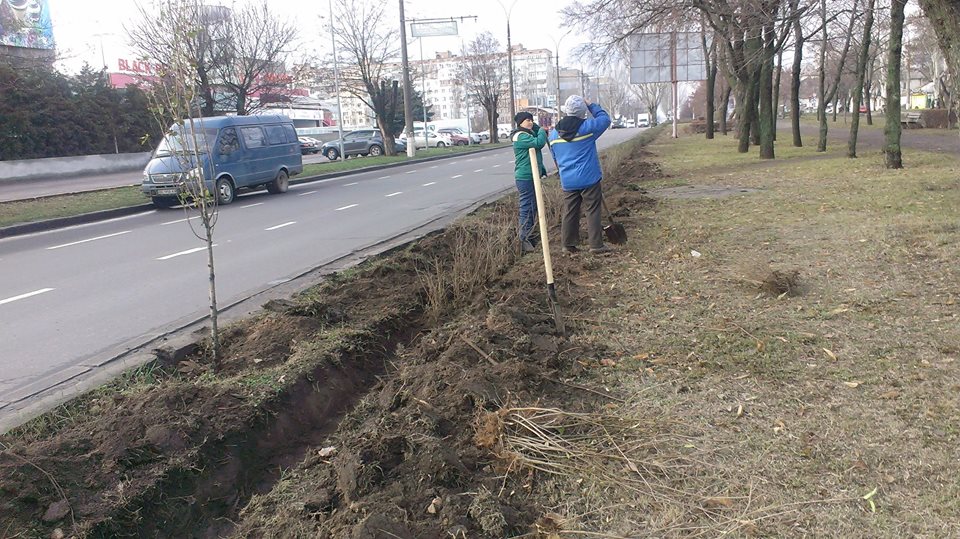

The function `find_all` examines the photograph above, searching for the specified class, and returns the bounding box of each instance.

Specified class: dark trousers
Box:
[516,179,537,241]
[561,181,604,249]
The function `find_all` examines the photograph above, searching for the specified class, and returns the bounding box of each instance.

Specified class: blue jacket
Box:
[548,103,611,191]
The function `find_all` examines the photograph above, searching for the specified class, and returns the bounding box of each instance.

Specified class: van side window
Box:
[218,128,240,155]
[264,125,286,145]
[283,124,298,143]
[240,126,266,148]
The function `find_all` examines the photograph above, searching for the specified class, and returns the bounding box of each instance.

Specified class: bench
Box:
[901,111,925,128]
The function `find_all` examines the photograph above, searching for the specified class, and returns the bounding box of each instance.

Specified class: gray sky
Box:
[48,0,586,75]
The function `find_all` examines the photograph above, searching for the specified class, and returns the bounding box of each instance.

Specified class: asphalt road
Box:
[0,151,352,203]
[0,128,640,422]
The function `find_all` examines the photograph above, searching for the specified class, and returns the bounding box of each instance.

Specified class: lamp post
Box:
[495,0,519,126]
[326,0,345,161]
[547,32,569,125]
[399,0,417,157]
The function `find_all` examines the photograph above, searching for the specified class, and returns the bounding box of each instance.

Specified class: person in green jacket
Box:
[511,111,547,253]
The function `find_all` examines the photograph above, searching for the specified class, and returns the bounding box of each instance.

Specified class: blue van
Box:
[141,115,304,208]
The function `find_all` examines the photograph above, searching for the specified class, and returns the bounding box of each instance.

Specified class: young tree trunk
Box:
[736,81,754,153]
[848,0,876,158]
[818,0,859,151]
[772,45,784,143]
[885,0,906,169]
[750,67,761,146]
[720,84,732,135]
[759,25,776,159]
[791,0,803,147]
[865,77,874,125]
[705,34,718,140]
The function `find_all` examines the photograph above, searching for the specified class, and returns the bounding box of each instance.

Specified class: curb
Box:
[0,145,510,240]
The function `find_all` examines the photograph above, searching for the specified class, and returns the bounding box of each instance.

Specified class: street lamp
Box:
[494,0,519,126]
[325,1,345,161]
[547,32,570,125]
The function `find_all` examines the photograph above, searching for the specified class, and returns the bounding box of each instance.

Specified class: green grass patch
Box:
[0,186,148,228]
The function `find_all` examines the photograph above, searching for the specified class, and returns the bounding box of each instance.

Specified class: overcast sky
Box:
[48,0,587,75]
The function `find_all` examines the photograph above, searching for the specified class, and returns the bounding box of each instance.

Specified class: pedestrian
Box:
[548,95,612,253]
[511,110,548,254]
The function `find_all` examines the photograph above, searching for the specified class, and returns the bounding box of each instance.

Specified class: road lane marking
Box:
[240,202,264,208]
[47,231,131,250]
[385,192,402,197]
[156,245,216,260]
[336,204,358,211]
[422,182,436,186]
[493,164,502,168]
[405,171,416,174]
[473,169,484,173]
[344,182,359,186]
[378,175,391,179]
[297,190,318,197]
[0,288,54,306]
[429,165,438,169]
[161,216,198,226]
[265,221,296,231]
[451,174,463,179]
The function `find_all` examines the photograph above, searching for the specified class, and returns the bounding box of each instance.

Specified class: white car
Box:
[400,130,453,149]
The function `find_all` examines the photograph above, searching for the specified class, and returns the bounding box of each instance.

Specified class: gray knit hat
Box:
[562,95,588,118]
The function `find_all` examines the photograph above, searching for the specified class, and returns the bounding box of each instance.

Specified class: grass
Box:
[0,143,509,229]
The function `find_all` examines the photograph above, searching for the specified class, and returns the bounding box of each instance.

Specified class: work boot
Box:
[563,246,579,254]
[521,240,536,253]
[589,245,612,254]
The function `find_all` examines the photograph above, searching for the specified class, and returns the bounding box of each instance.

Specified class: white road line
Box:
[161,216,198,226]
[378,175,391,179]
[336,204,358,211]
[385,192,402,197]
[156,245,216,261]
[0,288,54,306]
[47,231,131,250]
[296,190,318,197]
[474,169,484,173]
[422,182,436,186]
[265,221,296,231]
[452,174,463,179]
[405,171,416,174]
[240,202,264,208]
[344,182,359,186]
[429,165,439,169]
[493,164,502,168]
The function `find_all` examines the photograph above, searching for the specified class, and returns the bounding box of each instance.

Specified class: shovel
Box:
[601,197,628,245]
[528,148,566,336]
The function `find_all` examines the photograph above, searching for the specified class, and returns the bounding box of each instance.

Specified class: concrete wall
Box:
[0,152,152,182]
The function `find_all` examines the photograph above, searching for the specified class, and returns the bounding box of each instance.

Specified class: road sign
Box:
[410,20,459,38]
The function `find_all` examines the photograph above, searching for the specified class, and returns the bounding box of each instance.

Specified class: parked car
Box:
[142,115,303,208]
[436,127,470,145]
[399,129,453,149]
[319,129,400,160]
[611,121,626,129]
[298,136,319,154]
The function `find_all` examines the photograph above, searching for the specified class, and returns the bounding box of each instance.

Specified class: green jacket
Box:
[511,125,548,180]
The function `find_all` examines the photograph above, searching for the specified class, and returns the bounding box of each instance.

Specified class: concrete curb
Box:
[0,145,510,240]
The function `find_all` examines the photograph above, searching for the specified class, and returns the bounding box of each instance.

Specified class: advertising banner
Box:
[0,0,54,50]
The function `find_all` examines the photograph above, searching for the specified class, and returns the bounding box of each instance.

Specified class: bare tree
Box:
[884,0,906,169]
[212,2,299,115]
[459,32,507,143]
[331,0,403,155]
[142,0,223,366]
[847,0,876,158]
[816,0,859,152]
[918,0,960,119]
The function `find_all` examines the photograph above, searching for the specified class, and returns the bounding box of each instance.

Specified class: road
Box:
[0,128,640,424]
[0,151,347,203]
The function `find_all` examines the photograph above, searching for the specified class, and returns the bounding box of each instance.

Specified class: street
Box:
[0,128,639,421]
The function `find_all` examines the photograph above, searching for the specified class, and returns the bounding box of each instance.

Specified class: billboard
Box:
[410,20,458,38]
[629,32,707,84]
[0,0,54,50]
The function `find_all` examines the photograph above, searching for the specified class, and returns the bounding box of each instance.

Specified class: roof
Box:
[169,114,293,129]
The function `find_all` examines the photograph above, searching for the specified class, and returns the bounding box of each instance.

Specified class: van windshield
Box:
[155,127,219,157]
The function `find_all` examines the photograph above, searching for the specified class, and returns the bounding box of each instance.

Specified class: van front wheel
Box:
[216,178,235,205]
[267,170,289,194]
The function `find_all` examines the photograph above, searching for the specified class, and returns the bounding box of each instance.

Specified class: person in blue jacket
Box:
[548,95,612,253]
[511,111,548,253]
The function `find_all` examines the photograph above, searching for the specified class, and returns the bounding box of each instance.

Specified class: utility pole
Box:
[328,0,345,160]
[495,0,519,128]
[399,0,417,157]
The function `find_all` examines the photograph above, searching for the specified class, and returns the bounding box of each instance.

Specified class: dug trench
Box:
[0,131,664,538]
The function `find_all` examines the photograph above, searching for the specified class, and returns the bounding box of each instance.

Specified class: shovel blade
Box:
[604,223,628,245]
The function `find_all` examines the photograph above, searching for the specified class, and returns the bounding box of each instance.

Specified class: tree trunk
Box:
[719,84,731,135]
[772,44,784,142]
[736,82,753,153]
[865,77,874,125]
[759,25,776,159]
[750,67,761,146]
[791,0,803,147]
[705,35,717,140]
[848,0,875,159]
[818,0,859,151]
[885,0,906,169]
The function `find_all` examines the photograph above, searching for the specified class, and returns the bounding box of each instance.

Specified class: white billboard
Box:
[410,20,458,38]
[629,32,708,84]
